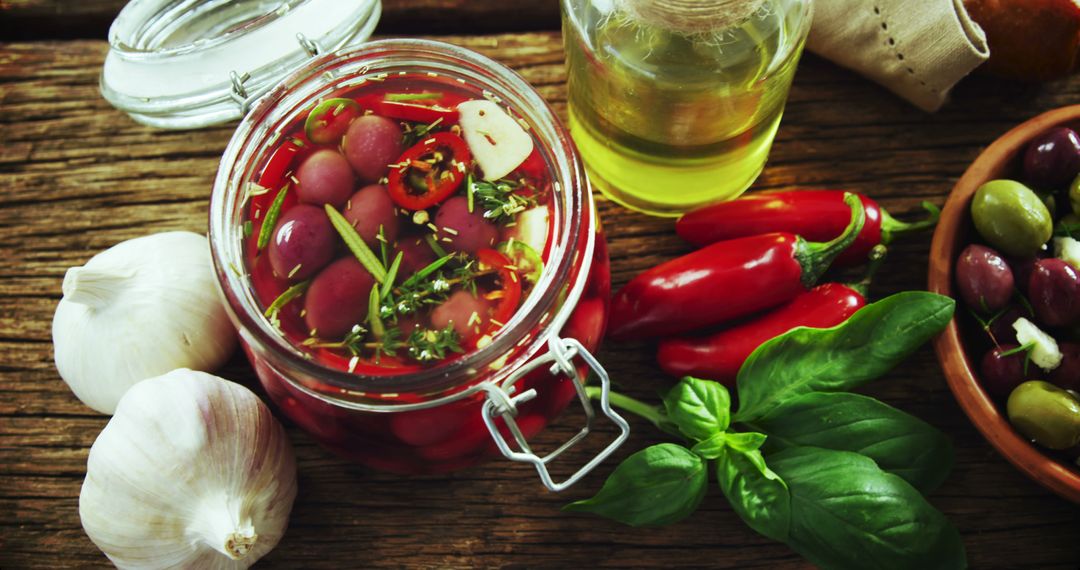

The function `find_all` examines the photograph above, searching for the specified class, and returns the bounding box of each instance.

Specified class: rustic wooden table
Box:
[3,2,1080,568]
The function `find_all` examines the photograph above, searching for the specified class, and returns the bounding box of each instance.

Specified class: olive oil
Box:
[562,0,811,216]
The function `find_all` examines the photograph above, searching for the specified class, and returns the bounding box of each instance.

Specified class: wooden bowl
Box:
[929,105,1080,503]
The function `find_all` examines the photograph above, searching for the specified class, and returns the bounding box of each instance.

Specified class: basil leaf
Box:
[692,431,767,459]
[563,443,707,527]
[663,377,732,441]
[735,292,955,422]
[770,446,966,570]
[750,392,954,494]
[716,446,790,542]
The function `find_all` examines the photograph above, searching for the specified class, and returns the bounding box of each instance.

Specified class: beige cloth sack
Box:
[808,0,990,112]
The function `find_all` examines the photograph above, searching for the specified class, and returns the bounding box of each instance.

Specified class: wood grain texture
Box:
[3,33,1080,569]
[0,0,562,39]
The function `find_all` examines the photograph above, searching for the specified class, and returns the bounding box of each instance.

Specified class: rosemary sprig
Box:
[264,280,310,324]
[257,183,289,250]
[400,253,455,289]
[381,251,404,300]
[425,233,450,259]
[325,204,388,283]
[469,177,537,224]
[467,172,476,213]
[378,224,389,268]
[368,287,386,340]
[386,92,443,102]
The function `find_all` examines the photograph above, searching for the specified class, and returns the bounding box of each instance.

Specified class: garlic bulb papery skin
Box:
[53,231,237,414]
[80,369,298,570]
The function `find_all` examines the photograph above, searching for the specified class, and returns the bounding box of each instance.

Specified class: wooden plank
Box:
[2,33,1080,569]
[0,0,562,40]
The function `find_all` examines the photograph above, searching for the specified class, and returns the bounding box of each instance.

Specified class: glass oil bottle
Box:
[562,0,813,216]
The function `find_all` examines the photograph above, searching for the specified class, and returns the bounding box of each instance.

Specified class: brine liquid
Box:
[563,0,809,216]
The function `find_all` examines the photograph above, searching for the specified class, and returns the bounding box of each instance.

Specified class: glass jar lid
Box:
[100,0,381,129]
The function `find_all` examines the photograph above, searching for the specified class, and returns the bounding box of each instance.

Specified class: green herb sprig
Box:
[404,325,463,361]
[467,175,537,224]
[325,204,387,283]
[384,257,490,319]
[257,183,289,250]
[264,280,310,327]
[385,92,443,102]
[565,292,965,570]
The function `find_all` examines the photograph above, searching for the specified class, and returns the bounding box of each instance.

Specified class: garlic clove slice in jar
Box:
[457,100,534,181]
[52,231,237,414]
[79,369,297,569]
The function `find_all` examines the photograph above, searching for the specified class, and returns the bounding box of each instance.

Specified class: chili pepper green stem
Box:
[881,201,941,244]
[795,192,866,288]
[846,244,888,298]
[584,386,667,429]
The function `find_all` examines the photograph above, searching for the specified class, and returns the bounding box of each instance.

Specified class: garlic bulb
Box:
[80,369,297,569]
[53,231,237,414]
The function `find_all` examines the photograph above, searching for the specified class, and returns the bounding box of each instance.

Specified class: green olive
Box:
[1069,172,1080,214]
[1006,380,1080,450]
[971,179,1053,257]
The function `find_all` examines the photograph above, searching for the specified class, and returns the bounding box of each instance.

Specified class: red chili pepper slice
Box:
[656,283,867,385]
[258,139,303,190]
[387,133,471,210]
[476,248,522,330]
[358,96,459,124]
[304,98,362,145]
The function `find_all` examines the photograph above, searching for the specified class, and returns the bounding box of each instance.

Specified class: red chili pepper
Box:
[258,138,304,190]
[386,133,471,210]
[675,190,939,267]
[607,194,866,342]
[359,96,459,124]
[476,248,521,328]
[656,283,867,385]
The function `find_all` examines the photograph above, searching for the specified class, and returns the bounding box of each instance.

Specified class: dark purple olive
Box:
[343,115,403,184]
[295,149,355,208]
[956,244,1014,313]
[1029,258,1080,327]
[434,196,498,255]
[1050,342,1080,392]
[268,204,336,281]
[303,257,375,338]
[395,236,435,281]
[988,305,1032,346]
[342,184,399,245]
[1009,254,1047,295]
[1024,127,1080,190]
[980,344,1035,400]
[431,290,491,342]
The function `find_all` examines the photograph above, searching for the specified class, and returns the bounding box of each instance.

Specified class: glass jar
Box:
[208,39,628,490]
[562,0,813,216]
[101,0,380,129]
